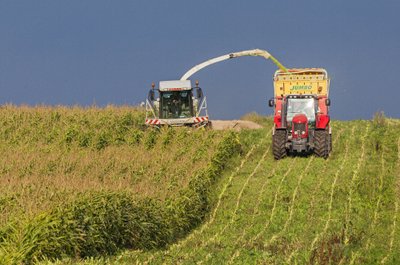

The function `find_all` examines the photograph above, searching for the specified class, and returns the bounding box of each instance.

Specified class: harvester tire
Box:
[314,129,329,159]
[273,130,287,160]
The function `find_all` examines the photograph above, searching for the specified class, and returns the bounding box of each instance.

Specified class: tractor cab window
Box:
[160,90,193,119]
[286,98,316,124]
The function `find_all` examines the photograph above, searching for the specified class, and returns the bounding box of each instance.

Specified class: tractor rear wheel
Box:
[273,130,287,160]
[314,129,330,159]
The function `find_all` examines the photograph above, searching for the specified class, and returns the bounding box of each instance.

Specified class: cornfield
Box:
[0,106,240,264]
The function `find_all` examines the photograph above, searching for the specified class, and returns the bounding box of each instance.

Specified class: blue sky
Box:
[0,0,399,119]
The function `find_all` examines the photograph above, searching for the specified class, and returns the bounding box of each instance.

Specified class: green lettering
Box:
[290,85,312,90]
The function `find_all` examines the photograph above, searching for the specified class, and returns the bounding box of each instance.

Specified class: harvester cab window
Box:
[286,98,316,124]
[160,91,193,119]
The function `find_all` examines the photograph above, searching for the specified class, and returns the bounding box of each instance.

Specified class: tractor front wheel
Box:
[314,129,330,159]
[273,130,287,160]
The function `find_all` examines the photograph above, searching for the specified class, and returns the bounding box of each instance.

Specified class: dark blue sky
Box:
[1,1,399,119]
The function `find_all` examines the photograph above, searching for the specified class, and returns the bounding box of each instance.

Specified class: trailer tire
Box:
[314,129,329,159]
[273,130,287,160]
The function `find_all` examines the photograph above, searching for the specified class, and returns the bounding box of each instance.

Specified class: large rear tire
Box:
[314,129,330,159]
[273,130,287,160]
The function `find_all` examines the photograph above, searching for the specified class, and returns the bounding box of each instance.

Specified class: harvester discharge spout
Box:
[180,49,288,81]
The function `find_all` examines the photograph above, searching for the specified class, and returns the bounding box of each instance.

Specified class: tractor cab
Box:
[285,95,317,128]
[284,95,317,152]
[145,80,209,127]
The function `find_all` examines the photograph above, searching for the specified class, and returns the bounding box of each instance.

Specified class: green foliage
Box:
[143,129,158,150]
[94,132,110,150]
[372,111,386,128]
[78,132,92,148]
[371,111,387,152]
[160,128,174,148]
[127,129,143,146]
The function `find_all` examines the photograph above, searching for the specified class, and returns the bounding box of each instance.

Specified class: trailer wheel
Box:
[314,129,329,159]
[273,130,287,160]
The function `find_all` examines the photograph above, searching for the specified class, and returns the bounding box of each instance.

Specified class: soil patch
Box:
[211,120,262,131]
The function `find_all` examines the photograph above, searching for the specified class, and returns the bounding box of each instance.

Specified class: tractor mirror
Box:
[148,90,155,101]
[196,88,203,99]
[268,99,274,107]
[325,98,331,106]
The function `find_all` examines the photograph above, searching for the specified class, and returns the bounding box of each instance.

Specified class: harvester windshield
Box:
[160,91,193,119]
[286,98,316,124]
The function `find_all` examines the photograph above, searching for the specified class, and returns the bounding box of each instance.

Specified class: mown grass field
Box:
[1,106,399,264]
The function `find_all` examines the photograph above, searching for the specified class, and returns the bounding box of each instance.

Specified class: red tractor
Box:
[269,68,332,159]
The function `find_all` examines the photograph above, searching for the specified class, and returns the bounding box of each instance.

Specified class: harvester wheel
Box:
[314,129,330,159]
[273,130,287,160]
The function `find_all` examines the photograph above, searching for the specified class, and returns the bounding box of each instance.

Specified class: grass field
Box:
[1,107,399,264]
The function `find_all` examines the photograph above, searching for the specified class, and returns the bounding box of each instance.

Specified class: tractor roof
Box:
[159,80,192,92]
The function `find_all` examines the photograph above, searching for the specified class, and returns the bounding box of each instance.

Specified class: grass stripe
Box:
[309,125,355,254]
[343,123,370,245]
[285,127,345,263]
[227,161,280,264]
[381,137,400,262]
[266,156,315,247]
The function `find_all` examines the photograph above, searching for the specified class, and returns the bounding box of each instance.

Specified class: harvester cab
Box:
[269,68,332,159]
[145,80,210,128]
